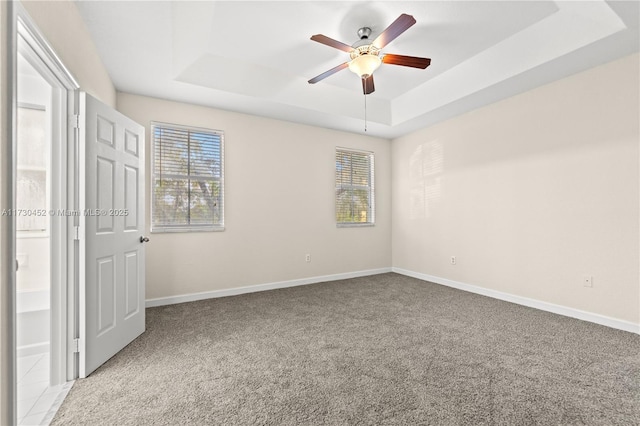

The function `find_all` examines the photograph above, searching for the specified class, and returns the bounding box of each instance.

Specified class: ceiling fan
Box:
[308,13,431,95]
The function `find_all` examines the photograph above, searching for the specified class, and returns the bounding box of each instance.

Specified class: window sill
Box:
[337,223,375,228]
[150,226,225,234]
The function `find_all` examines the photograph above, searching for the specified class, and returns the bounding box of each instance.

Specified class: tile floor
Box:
[17,353,73,426]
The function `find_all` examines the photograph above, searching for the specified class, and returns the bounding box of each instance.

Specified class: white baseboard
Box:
[146,267,393,308]
[17,342,50,358]
[392,267,640,335]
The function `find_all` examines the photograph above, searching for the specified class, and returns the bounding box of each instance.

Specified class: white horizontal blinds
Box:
[152,123,224,230]
[336,148,375,224]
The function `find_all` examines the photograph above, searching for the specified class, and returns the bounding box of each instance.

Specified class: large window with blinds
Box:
[151,122,224,232]
[335,148,375,226]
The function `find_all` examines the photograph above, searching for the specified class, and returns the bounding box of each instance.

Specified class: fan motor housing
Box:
[351,27,381,59]
[350,44,381,60]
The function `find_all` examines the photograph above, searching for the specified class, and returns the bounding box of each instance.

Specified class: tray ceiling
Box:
[75,1,639,138]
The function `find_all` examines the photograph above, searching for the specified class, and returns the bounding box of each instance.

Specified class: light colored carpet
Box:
[52,273,640,425]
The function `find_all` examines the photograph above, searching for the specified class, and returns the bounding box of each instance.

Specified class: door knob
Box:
[140,236,150,243]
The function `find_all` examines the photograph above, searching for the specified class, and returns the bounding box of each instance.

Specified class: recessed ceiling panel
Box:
[176,54,295,98]
[75,0,639,138]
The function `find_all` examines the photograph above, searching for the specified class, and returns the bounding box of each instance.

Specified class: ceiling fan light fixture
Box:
[348,53,381,78]
[308,13,429,95]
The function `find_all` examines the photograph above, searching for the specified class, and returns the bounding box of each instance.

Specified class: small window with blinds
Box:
[335,148,375,226]
[151,122,224,232]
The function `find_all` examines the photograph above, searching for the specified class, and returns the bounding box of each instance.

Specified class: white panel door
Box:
[79,92,146,378]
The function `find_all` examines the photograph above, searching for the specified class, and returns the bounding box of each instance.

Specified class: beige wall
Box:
[392,53,640,325]
[21,0,115,107]
[117,93,392,300]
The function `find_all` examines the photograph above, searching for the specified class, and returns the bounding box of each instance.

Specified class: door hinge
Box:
[74,225,80,241]
[73,338,80,353]
[69,114,80,129]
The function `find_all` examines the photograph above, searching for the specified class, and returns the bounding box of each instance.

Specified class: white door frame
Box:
[0,2,17,424]
[15,2,79,385]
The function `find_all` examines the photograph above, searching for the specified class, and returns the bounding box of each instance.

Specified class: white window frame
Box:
[335,147,375,227]
[151,121,224,233]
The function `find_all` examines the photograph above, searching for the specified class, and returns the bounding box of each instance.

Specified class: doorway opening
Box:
[15,50,55,423]
[14,10,78,424]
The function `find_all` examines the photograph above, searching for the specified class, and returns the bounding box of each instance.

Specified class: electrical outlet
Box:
[583,275,593,288]
[450,256,456,265]
[305,254,311,263]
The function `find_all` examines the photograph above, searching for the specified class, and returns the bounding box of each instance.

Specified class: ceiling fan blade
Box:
[362,75,375,95]
[372,14,417,49]
[310,34,354,52]
[382,54,431,69]
[308,62,349,84]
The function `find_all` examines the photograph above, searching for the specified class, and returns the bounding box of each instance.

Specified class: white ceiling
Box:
[75,1,639,139]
